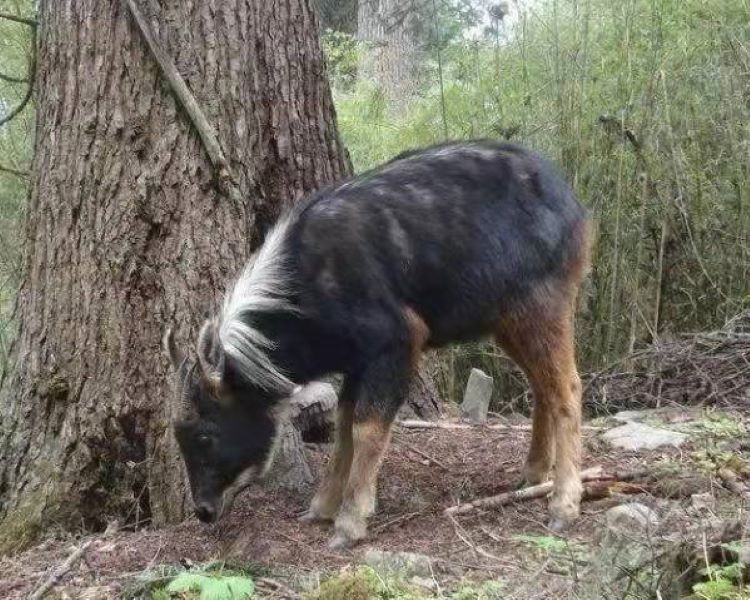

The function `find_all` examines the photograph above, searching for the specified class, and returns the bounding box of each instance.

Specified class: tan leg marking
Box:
[403,306,430,371]
[330,418,392,548]
[301,401,354,522]
[495,284,583,528]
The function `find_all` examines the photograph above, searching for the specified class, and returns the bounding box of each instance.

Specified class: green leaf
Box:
[165,573,254,599]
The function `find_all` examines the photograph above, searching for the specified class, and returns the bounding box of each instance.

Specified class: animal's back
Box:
[291,140,588,347]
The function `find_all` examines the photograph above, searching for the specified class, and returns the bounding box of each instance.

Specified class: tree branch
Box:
[0,163,29,179]
[0,17,37,129]
[120,0,241,203]
[0,70,28,84]
[0,12,37,27]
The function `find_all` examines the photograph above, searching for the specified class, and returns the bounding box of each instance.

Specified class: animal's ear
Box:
[162,327,184,371]
[196,319,226,398]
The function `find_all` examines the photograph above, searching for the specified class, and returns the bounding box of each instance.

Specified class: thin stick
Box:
[256,576,300,599]
[0,12,37,27]
[401,441,450,470]
[372,511,420,533]
[446,467,651,515]
[0,163,29,179]
[30,540,93,599]
[397,419,602,432]
[0,70,28,84]
[120,0,240,203]
[0,16,36,129]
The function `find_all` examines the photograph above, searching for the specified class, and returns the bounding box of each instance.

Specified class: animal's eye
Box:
[197,434,213,448]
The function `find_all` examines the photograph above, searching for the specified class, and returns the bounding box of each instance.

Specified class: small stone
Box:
[612,410,648,423]
[460,368,494,423]
[734,542,750,565]
[605,502,659,533]
[364,549,433,579]
[410,576,438,592]
[690,492,714,514]
[603,422,686,450]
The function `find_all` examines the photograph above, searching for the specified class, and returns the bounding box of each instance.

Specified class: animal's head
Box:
[163,322,290,524]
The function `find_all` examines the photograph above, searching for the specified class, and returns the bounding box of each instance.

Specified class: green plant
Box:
[123,561,262,600]
[692,561,746,600]
[164,572,254,599]
[450,579,506,600]
[306,566,426,600]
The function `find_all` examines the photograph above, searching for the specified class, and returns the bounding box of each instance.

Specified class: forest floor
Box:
[1,407,748,599]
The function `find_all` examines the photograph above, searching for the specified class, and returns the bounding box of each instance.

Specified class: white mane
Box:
[218,214,297,393]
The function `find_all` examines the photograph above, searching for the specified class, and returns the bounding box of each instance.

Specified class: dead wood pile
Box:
[585,311,750,413]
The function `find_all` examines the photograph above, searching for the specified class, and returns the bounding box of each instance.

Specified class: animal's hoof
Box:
[328,533,356,550]
[298,510,332,524]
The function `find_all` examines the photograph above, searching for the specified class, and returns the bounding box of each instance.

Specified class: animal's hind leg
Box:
[300,381,356,522]
[496,304,583,529]
[494,333,555,486]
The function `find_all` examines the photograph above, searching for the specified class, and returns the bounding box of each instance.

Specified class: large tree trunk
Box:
[0,0,348,554]
[357,0,427,110]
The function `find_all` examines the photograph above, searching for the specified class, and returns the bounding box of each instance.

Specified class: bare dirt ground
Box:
[1,410,748,599]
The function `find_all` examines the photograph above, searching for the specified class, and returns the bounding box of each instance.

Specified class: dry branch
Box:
[401,440,450,470]
[0,70,27,84]
[445,467,651,515]
[0,163,29,179]
[398,419,602,432]
[0,13,36,129]
[121,0,241,204]
[0,12,37,27]
[585,310,750,412]
[29,540,92,599]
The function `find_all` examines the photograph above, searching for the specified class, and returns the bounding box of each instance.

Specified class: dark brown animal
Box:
[164,140,590,548]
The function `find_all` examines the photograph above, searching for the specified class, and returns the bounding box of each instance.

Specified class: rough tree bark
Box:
[357,0,427,110]
[0,0,348,554]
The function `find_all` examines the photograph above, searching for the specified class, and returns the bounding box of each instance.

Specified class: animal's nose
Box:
[194,503,216,523]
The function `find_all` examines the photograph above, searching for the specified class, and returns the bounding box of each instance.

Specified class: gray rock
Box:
[605,502,659,533]
[612,409,649,423]
[409,576,438,593]
[584,503,662,596]
[460,368,494,423]
[364,549,433,579]
[603,421,686,450]
[690,492,714,514]
[735,542,750,565]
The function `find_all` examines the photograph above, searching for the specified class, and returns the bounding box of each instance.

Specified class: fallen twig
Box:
[398,419,601,432]
[582,480,647,501]
[120,0,240,203]
[401,441,450,470]
[372,511,421,533]
[0,12,36,129]
[30,540,93,600]
[445,466,651,515]
[256,576,300,599]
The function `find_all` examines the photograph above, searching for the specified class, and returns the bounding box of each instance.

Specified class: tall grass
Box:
[328,0,750,408]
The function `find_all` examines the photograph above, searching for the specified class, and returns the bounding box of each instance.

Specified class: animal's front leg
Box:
[300,397,354,522]
[329,415,393,549]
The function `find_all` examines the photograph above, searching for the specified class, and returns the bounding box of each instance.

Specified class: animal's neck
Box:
[252,309,347,385]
